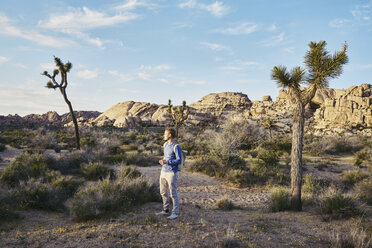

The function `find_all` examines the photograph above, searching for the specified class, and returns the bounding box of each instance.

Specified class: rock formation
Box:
[1,84,371,135]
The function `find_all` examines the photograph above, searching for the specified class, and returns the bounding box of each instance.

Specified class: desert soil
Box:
[0,152,361,247]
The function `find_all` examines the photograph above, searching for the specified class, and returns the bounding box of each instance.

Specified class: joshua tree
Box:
[262,117,274,139]
[167,99,190,136]
[271,41,348,210]
[42,56,80,150]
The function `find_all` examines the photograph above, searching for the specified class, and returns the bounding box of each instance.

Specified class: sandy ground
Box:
[0,150,368,247]
[137,165,270,210]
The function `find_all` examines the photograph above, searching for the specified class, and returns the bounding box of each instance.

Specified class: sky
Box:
[0,0,371,116]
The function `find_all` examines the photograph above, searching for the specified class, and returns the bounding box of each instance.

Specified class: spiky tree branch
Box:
[42,56,80,150]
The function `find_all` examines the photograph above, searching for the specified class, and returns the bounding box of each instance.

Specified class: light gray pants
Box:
[159,171,179,215]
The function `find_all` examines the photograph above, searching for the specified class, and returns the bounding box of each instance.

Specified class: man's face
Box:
[164,130,171,141]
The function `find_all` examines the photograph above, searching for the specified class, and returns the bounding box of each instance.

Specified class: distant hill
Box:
[1,84,371,135]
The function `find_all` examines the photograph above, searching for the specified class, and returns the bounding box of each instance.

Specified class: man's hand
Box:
[158,159,168,165]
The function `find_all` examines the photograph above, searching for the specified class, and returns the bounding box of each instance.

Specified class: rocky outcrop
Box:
[314,84,372,129]
[0,111,101,129]
[1,84,371,135]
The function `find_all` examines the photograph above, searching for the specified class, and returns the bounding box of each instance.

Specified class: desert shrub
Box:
[354,179,372,205]
[257,148,280,167]
[330,225,372,248]
[0,188,20,222]
[117,166,142,180]
[0,153,51,187]
[125,153,158,167]
[50,150,89,173]
[226,169,256,187]
[216,198,237,211]
[318,186,359,219]
[80,162,114,180]
[68,176,159,221]
[305,135,362,156]
[341,170,368,186]
[0,129,34,148]
[80,137,96,148]
[187,156,220,176]
[302,174,330,194]
[259,135,292,154]
[51,176,83,197]
[354,148,372,167]
[9,179,64,211]
[269,187,290,212]
[0,144,6,152]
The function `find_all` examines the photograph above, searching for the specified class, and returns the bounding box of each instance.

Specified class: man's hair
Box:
[165,127,176,138]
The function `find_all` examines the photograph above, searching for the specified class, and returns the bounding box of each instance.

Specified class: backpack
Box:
[173,144,187,171]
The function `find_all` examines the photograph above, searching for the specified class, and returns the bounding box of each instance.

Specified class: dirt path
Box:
[137,166,270,210]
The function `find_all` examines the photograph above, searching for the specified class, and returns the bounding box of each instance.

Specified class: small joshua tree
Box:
[42,56,80,150]
[167,99,190,136]
[262,117,274,139]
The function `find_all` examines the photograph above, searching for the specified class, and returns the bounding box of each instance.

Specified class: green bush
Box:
[125,153,158,167]
[257,149,279,167]
[80,162,114,180]
[341,170,368,186]
[117,166,142,180]
[68,176,160,221]
[81,137,96,148]
[226,169,256,187]
[318,187,359,219]
[216,198,237,211]
[354,148,371,167]
[302,174,330,194]
[354,179,372,205]
[269,187,290,212]
[0,153,51,187]
[0,144,6,152]
[51,176,83,197]
[10,179,64,211]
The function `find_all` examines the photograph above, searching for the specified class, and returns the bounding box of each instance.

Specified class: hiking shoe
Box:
[167,213,178,220]
[155,210,169,216]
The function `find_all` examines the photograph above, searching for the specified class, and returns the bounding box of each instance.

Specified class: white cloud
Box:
[179,0,230,17]
[213,22,259,35]
[283,47,295,53]
[115,0,157,11]
[221,61,263,72]
[200,42,230,51]
[138,71,151,80]
[0,56,9,63]
[351,3,372,25]
[329,18,353,28]
[108,70,135,82]
[77,69,99,79]
[41,63,57,71]
[0,15,75,48]
[13,63,28,69]
[236,79,262,84]
[267,24,278,32]
[39,7,138,31]
[119,88,139,93]
[0,85,68,116]
[330,3,372,29]
[261,32,287,46]
[139,64,172,71]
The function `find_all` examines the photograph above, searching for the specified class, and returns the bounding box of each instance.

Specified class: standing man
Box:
[156,127,182,220]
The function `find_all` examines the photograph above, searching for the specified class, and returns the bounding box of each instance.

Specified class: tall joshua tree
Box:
[168,99,190,136]
[42,56,80,150]
[271,41,348,210]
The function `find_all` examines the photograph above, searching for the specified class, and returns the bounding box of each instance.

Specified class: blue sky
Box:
[0,0,371,116]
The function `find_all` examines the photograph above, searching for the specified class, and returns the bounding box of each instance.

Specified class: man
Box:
[156,128,182,220]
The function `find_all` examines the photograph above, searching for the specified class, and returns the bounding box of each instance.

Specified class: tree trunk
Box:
[290,101,305,211]
[61,89,80,150]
